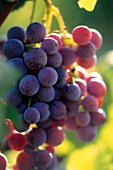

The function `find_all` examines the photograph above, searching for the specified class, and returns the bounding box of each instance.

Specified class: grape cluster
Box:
[1,23,106,170]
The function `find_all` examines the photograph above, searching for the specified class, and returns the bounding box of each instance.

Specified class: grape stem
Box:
[42,0,68,34]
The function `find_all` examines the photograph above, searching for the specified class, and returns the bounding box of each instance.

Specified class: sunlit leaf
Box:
[66,143,111,170]
[77,0,98,11]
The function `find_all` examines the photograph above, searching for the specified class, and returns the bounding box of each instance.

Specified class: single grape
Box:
[36,86,55,102]
[46,154,58,170]
[8,132,27,151]
[38,67,58,87]
[7,57,28,76]
[32,149,53,168]
[77,124,97,142]
[32,102,50,122]
[82,95,98,112]
[19,75,40,96]
[47,52,62,68]
[26,22,46,43]
[37,118,52,129]
[59,47,76,67]
[87,77,107,97]
[16,151,33,170]
[50,101,67,120]
[24,48,47,71]
[63,117,78,131]
[86,71,103,81]
[16,102,28,114]
[72,25,92,45]
[52,117,67,127]
[90,108,106,126]
[4,87,22,106]
[63,99,79,117]
[75,65,88,80]
[26,128,46,148]
[54,80,67,89]
[75,78,87,96]
[54,88,61,100]
[76,42,96,60]
[24,107,40,124]
[48,32,63,50]
[41,37,58,55]
[3,39,24,59]
[76,54,97,69]
[24,144,34,154]
[46,126,65,146]
[56,67,66,81]
[64,83,81,101]
[90,28,103,50]
[75,111,91,127]
[0,153,8,170]
[7,26,26,42]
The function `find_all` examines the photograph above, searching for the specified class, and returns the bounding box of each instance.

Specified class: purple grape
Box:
[24,48,47,71]
[3,39,24,59]
[7,26,26,42]
[38,67,58,87]
[37,118,52,129]
[59,47,76,67]
[63,117,78,131]
[46,126,65,146]
[24,107,40,124]
[19,75,40,96]
[54,80,67,90]
[24,144,34,154]
[41,37,58,55]
[47,52,62,68]
[46,154,58,170]
[32,102,50,122]
[27,128,46,148]
[63,99,79,117]
[75,111,91,127]
[77,124,97,142]
[32,150,53,168]
[56,67,66,81]
[64,83,81,101]
[26,22,46,43]
[90,108,106,126]
[76,42,96,60]
[36,86,55,102]
[4,87,22,106]
[16,102,28,114]
[75,78,87,96]
[82,95,98,112]
[52,117,66,127]
[54,88,61,100]
[7,57,28,76]
[50,101,67,120]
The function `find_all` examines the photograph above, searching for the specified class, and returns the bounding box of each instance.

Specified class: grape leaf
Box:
[77,0,98,11]
[0,57,22,142]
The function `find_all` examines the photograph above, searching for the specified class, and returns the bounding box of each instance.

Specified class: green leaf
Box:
[0,57,21,97]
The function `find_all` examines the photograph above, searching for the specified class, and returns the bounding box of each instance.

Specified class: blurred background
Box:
[0,0,113,170]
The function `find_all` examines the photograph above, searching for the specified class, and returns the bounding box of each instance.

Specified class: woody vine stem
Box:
[42,0,68,34]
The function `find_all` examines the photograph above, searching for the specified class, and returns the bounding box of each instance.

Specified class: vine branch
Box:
[42,0,68,34]
[0,0,19,27]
